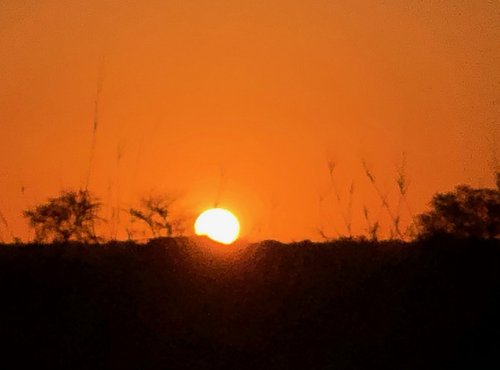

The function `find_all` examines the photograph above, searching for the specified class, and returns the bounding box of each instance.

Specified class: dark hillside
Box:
[0,238,499,369]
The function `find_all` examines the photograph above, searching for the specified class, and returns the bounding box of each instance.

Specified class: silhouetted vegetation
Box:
[23,189,101,243]
[417,181,500,240]
[0,237,499,369]
[362,158,416,240]
[10,175,500,368]
[128,194,183,239]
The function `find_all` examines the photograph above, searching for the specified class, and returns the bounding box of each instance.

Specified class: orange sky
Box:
[0,0,499,242]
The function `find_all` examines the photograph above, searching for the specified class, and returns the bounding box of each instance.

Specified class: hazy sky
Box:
[1,0,499,242]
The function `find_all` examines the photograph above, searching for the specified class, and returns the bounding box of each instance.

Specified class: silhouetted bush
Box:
[417,184,500,240]
[23,189,101,243]
[128,194,183,239]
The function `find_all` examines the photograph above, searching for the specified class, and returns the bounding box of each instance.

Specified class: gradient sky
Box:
[1,0,499,242]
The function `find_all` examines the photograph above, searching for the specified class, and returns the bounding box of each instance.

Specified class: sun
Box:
[194,208,240,244]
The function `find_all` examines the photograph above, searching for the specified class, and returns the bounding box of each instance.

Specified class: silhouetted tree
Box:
[129,194,176,238]
[417,182,500,239]
[23,189,101,243]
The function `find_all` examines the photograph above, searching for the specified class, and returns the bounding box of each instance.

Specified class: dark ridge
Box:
[0,238,499,369]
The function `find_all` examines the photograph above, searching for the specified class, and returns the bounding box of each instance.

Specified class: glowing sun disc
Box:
[194,208,240,244]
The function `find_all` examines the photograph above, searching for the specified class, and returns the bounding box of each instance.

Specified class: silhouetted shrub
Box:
[417,184,500,239]
[23,189,101,243]
[128,194,179,239]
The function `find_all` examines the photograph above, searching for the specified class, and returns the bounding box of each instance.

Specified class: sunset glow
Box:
[0,1,498,242]
[1,2,498,368]
[194,208,240,244]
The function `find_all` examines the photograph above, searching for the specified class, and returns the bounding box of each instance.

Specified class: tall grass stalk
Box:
[112,142,124,240]
[363,205,380,241]
[85,59,105,191]
[0,210,9,242]
[327,161,353,237]
[318,193,340,240]
[213,167,225,208]
[347,180,355,236]
[395,154,417,238]
[362,159,403,239]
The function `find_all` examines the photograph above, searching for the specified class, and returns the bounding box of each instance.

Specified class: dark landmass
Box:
[1,237,499,369]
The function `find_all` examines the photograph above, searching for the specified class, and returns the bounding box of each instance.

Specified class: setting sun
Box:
[194,208,240,245]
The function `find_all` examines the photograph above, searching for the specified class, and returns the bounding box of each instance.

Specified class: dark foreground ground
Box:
[0,237,499,369]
